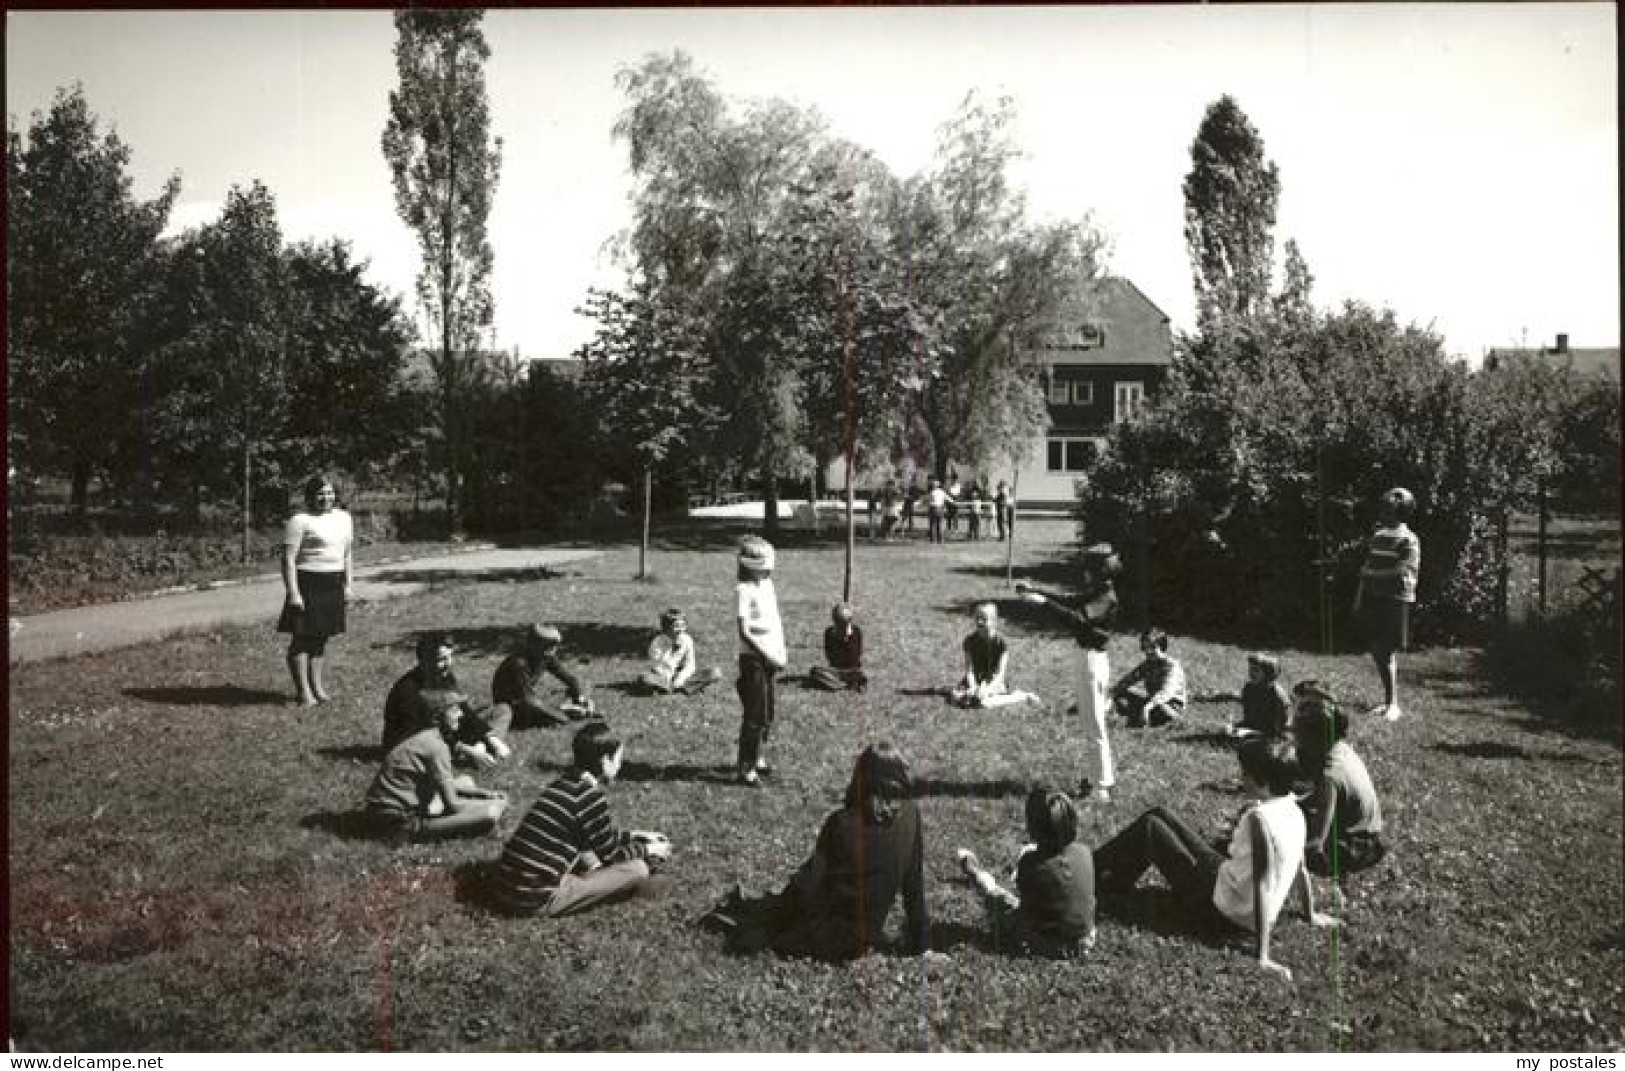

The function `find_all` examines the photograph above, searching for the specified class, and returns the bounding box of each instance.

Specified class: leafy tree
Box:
[902,93,1104,484]
[7,85,178,508]
[163,183,291,559]
[381,8,503,534]
[578,283,718,576]
[612,51,825,534]
[277,238,419,494]
[1184,95,1280,333]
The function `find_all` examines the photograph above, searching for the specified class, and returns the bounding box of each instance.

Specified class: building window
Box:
[1047,437,1099,473]
[1048,373,1070,404]
[1071,380,1095,405]
[1114,381,1145,423]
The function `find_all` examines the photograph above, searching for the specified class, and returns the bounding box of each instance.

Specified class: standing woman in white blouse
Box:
[278,474,354,707]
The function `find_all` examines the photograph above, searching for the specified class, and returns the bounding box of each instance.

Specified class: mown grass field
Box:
[8,520,1621,1051]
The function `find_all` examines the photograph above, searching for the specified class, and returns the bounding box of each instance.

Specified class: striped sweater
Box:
[492,772,646,914]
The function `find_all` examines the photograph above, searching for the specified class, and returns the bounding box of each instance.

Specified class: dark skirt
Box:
[1358,596,1410,654]
[278,570,347,637]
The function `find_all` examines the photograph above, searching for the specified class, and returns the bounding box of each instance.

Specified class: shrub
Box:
[1080,303,1562,645]
[1485,590,1621,735]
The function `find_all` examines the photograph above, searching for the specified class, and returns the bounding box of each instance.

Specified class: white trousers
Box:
[1076,649,1115,788]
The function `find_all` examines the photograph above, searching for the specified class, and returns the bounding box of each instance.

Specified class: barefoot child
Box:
[951,603,1040,709]
[1017,542,1121,803]
[1111,628,1189,728]
[636,609,721,695]
[735,536,787,786]
[957,786,1096,957]
[809,602,867,692]
[1092,738,1341,981]
[1353,486,1420,721]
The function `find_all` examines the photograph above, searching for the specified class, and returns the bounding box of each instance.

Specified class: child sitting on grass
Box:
[1111,627,1188,728]
[1092,737,1341,982]
[491,624,596,726]
[809,602,867,692]
[1230,653,1291,738]
[1292,688,1386,878]
[636,608,722,696]
[383,632,512,766]
[489,722,672,917]
[364,695,508,844]
[951,602,1041,709]
[956,786,1096,957]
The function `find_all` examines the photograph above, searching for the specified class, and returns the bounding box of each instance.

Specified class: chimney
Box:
[1555,333,1569,354]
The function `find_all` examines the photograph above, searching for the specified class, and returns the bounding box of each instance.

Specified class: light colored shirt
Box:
[1213,794,1305,932]
[737,579,786,667]
[647,632,696,689]
[283,509,353,573]
[1115,654,1188,709]
[1359,523,1420,603]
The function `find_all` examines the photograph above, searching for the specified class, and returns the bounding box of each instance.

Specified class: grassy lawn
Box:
[9,520,1621,1051]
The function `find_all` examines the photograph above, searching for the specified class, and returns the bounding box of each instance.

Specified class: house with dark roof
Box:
[1484,334,1619,381]
[1015,275,1175,506]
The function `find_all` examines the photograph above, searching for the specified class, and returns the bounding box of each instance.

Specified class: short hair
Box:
[659,608,685,632]
[1236,737,1300,796]
[1081,543,1122,578]
[1024,786,1078,853]
[415,632,452,662]
[831,601,855,623]
[1293,696,1348,751]
[303,474,335,509]
[1381,486,1415,520]
[844,741,914,825]
[1247,653,1281,682]
[1141,628,1169,653]
[571,722,624,773]
[973,602,999,621]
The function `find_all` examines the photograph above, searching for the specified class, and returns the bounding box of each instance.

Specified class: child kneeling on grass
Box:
[364,695,508,844]
[1292,686,1386,878]
[950,602,1041,709]
[1092,737,1340,981]
[957,786,1096,957]
[490,722,672,918]
[636,608,722,696]
[809,602,868,692]
[1111,627,1188,728]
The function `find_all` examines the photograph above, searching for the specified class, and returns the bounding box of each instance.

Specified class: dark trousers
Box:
[736,653,778,769]
[808,666,868,691]
[946,503,959,532]
[1094,806,1224,918]
[927,508,944,544]
[997,506,1011,541]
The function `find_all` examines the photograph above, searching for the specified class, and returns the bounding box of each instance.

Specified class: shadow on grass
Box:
[371,621,648,661]
[300,809,390,843]
[1171,731,1241,752]
[1096,887,1233,950]
[613,760,738,785]
[315,744,383,764]
[1428,740,1612,765]
[917,777,1030,800]
[365,565,567,584]
[124,685,288,707]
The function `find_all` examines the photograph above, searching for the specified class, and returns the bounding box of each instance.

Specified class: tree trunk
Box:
[70,460,91,515]
[242,436,253,564]
[638,466,652,580]
[763,477,780,537]
[1004,471,1019,587]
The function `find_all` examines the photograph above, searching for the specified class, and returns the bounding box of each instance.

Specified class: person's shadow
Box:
[125,685,288,707]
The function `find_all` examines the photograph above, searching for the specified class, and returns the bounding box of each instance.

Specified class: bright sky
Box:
[7,4,1618,363]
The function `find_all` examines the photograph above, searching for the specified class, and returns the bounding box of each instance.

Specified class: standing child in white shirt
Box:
[734,537,787,786]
